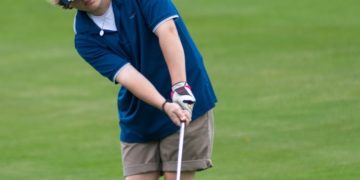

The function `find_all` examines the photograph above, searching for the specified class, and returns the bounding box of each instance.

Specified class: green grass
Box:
[1,0,360,179]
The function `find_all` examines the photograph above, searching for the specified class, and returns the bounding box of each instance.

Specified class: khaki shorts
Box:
[120,110,215,177]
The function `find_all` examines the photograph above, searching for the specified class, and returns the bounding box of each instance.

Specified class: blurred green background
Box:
[1,0,360,179]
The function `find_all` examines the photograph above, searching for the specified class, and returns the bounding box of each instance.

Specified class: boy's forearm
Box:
[115,64,190,125]
[115,64,165,110]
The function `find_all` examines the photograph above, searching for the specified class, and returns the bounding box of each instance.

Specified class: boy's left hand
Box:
[171,82,196,114]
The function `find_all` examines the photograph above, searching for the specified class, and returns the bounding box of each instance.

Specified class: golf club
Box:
[176,122,185,180]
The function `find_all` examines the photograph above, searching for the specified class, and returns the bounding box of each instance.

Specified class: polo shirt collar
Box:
[75,0,123,35]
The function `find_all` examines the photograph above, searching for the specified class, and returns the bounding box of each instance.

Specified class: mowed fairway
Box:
[1,0,359,179]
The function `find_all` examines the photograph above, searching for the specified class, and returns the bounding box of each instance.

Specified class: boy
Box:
[52,0,217,179]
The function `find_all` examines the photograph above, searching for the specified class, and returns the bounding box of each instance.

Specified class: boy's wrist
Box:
[161,100,170,112]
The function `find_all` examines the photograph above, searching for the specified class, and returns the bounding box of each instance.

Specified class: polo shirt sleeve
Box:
[137,0,179,32]
[75,35,128,84]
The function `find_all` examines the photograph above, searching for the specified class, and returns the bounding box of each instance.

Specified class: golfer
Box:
[52,0,217,179]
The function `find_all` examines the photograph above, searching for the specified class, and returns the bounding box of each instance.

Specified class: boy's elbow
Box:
[155,19,178,37]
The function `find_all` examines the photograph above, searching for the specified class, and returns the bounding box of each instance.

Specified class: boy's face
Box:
[70,0,107,15]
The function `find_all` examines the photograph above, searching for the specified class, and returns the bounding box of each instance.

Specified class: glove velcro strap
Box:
[171,82,192,97]
[175,86,191,96]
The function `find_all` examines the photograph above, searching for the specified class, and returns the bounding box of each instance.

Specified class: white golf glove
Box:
[171,82,196,114]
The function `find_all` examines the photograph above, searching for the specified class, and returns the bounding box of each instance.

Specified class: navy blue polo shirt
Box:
[74,0,217,143]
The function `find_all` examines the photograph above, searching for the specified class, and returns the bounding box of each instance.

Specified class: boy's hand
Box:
[171,82,196,114]
[163,102,191,126]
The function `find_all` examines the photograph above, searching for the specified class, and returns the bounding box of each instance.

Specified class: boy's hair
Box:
[51,0,73,9]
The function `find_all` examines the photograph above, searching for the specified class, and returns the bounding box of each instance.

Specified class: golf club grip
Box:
[176,122,185,180]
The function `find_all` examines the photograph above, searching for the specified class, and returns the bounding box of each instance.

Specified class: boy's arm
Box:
[155,19,186,85]
[115,64,191,126]
[155,19,196,113]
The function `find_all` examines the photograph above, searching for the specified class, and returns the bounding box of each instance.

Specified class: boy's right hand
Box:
[163,102,191,126]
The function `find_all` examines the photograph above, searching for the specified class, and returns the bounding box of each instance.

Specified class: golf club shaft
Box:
[176,122,185,180]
